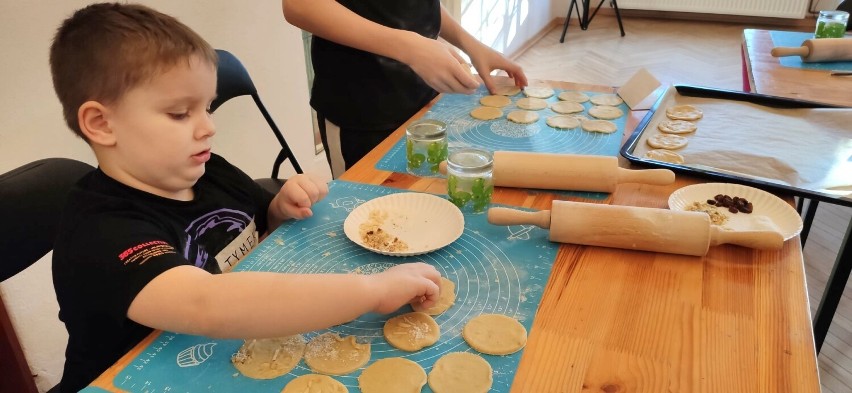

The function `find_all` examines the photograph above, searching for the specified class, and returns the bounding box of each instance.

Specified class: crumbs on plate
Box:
[359,209,408,252]
[685,201,729,226]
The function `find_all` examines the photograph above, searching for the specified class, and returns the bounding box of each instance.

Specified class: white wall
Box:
[0,1,555,391]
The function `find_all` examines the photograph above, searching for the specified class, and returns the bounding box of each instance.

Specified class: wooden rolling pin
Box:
[487,201,784,256]
[439,151,675,192]
[770,38,852,62]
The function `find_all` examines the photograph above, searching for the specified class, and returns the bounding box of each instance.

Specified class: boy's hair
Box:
[49,3,218,140]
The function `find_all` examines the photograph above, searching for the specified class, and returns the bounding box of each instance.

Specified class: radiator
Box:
[614,0,809,19]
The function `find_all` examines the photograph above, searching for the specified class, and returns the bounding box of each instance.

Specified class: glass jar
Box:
[406,119,448,176]
[814,10,849,39]
[446,148,493,214]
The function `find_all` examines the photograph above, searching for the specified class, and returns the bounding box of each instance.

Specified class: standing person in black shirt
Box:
[49,4,442,392]
[283,0,529,177]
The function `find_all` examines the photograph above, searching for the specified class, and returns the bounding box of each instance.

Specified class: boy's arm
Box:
[437,6,528,94]
[282,0,479,94]
[127,262,441,338]
[266,174,328,231]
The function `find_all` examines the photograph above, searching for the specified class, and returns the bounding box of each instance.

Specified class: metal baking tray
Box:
[620,85,852,207]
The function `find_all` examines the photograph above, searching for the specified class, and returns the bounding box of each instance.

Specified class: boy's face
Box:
[104,55,217,200]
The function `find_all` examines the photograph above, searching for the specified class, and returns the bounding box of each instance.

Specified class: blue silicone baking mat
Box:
[109,180,559,392]
[769,30,852,71]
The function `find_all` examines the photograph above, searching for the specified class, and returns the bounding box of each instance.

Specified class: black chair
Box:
[0,157,93,393]
[0,158,94,282]
[211,49,303,193]
[560,0,625,43]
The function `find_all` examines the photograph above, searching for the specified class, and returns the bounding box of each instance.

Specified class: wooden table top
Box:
[743,28,852,107]
[91,79,820,392]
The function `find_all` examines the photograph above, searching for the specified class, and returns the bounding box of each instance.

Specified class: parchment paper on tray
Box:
[630,86,852,199]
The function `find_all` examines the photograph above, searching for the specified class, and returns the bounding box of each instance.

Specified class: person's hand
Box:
[272,174,329,220]
[402,34,480,94]
[466,43,528,94]
[367,262,441,314]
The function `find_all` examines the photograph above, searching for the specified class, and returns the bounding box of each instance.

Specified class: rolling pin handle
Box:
[770,46,810,58]
[487,207,552,229]
[708,226,784,250]
[615,167,675,186]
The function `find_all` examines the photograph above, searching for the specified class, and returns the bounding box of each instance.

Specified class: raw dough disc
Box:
[644,149,685,164]
[523,86,555,98]
[479,95,511,108]
[304,332,371,375]
[516,97,548,110]
[647,134,688,150]
[358,358,426,393]
[581,119,618,133]
[412,277,456,315]
[281,374,347,393]
[493,85,521,96]
[657,119,697,134]
[383,312,440,351]
[590,94,623,106]
[557,91,590,103]
[546,115,581,130]
[550,101,585,114]
[462,314,527,355]
[427,352,493,393]
[470,106,503,120]
[507,110,539,124]
[665,104,703,120]
[588,105,624,120]
[231,335,306,379]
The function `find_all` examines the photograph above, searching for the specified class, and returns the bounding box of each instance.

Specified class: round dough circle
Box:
[358,358,426,393]
[665,104,703,120]
[479,95,511,108]
[581,119,618,133]
[647,134,688,150]
[516,97,548,111]
[412,277,456,315]
[304,333,371,375]
[281,374,347,393]
[427,352,493,393]
[590,94,623,106]
[588,105,624,120]
[493,85,521,96]
[546,115,581,130]
[462,314,527,355]
[507,110,539,124]
[644,149,685,164]
[523,86,555,98]
[383,312,440,351]
[231,335,306,380]
[550,101,585,114]
[557,91,590,103]
[657,119,697,134]
[470,106,503,120]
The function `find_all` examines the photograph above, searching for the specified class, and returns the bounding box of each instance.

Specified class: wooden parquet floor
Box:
[515,15,852,393]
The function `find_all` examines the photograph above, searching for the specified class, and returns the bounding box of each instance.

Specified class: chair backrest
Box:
[211,49,303,178]
[0,158,94,282]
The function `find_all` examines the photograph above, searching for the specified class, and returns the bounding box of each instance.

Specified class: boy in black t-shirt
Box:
[49,4,442,392]
[283,0,529,177]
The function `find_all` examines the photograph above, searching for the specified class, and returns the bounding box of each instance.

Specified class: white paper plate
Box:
[668,183,803,240]
[343,193,464,256]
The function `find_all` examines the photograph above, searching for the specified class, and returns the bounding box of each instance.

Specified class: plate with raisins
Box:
[668,183,803,240]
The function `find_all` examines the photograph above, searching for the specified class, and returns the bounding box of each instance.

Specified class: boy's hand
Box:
[367,262,441,314]
[272,174,329,220]
[403,34,480,94]
[467,43,528,95]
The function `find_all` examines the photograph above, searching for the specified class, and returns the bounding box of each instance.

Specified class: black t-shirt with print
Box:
[310,0,441,131]
[52,154,274,393]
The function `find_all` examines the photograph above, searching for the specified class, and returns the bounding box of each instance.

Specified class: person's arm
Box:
[437,6,528,94]
[128,262,441,338]
[282,0,479,94]
[266,173,328,231]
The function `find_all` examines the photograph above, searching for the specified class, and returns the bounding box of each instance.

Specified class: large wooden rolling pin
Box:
[439,151,674,192]
[487,201,784,256]
[770,38,852,62]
